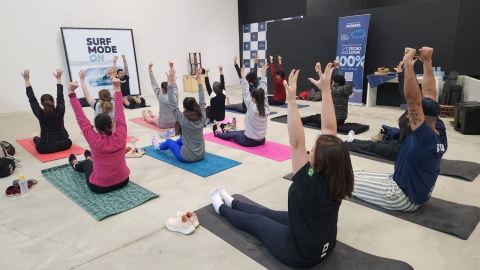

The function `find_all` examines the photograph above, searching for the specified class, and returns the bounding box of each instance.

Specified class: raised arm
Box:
[122,55,129,77]
[403,48,425,131]
[309,63,337,136]
[258,62,269,96]
[112,77,127,139]
[68,81,96,140]
[204,68,213,96]
[194,68,207,120]
[22,70,43,119]
[269,56,276,77]
[52,69,66,114]
[240,64,253,106]
[219,66,225,90]
[419,47,436,101]
[284,69,308,175]
[79,70,94,105]
[278,56,283,70]
[234,56,242,79]
[166,67,185,123]
[113,56,118,77]
[148,61,162,96]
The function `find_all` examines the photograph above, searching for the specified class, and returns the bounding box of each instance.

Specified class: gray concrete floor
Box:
[1,85,479,270]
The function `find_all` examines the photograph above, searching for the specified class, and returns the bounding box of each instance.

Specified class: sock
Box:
[210,188,224,214]
[218,185,234,208]
[336,134,343,140]
[347,130,355,143]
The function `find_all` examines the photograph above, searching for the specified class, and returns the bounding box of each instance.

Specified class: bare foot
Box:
[227,97,231,105]
[403,48,417,67]
[147,110,155,118]
[132,96,141,104]
[142,110,147,120]
[123,97,130,107]
[419,47,433,62]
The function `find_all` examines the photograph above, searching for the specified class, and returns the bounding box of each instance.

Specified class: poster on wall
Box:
[243,16,303,80]
[61,27,141,99]
[335,14,371,105]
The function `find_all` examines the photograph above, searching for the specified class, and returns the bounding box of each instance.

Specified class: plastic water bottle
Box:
[130,136,136,150]
[232,117,237,130]
[18,175,28,196]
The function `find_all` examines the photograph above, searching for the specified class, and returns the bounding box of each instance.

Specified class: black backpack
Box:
[1,141,15,156]
[0,158,15,178]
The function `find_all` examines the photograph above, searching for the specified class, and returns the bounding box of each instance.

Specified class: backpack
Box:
[0,158,15,178]
[299,91,309,100]
[1,141,15,156]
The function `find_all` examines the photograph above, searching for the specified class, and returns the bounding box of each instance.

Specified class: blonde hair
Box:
[98,89,113,114]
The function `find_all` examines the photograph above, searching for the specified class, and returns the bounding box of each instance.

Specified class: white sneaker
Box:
[174,211,200,228]
[166,216,195,235]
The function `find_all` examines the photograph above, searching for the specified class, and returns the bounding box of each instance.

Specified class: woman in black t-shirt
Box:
[209,63,354,268]
[21,69,72,154]
[204,66,226,124]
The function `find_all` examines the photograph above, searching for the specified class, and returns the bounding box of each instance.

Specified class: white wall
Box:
[0,0,239,114]
[458,76,480,102]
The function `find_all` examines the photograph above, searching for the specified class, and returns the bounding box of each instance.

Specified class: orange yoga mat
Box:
[16,138,85,163]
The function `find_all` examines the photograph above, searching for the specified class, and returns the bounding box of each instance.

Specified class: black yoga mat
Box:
[270,115,369,135]
[283,173,480,239]
[349,151,480,181]
[196,194,413,270]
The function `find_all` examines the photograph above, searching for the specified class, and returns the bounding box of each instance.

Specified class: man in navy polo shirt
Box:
[352,47,447,212]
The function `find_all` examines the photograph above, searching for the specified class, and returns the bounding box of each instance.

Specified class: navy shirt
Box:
[393,119,448,205]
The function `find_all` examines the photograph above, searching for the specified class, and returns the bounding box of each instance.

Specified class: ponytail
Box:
[94,113,113,136]
[41,94,55,115]
[251,88,266,117]
[98,90,113,114]
[182,97,203,120]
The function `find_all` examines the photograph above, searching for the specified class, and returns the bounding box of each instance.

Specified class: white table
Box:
[366,76,445,107]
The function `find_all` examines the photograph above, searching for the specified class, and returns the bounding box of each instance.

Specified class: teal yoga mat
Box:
[41,164,159,221]
[143,145,241,177]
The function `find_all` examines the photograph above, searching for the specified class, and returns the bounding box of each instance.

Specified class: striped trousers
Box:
[352,170,421,212]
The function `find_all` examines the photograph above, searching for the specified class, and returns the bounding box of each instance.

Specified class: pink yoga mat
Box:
[129,117,168,133]
[204,132,291,162]
[16,138,85,163]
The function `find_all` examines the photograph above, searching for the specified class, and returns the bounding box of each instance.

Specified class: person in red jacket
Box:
[269,55,286,105]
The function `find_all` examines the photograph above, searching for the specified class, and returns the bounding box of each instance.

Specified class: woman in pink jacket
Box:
[67,77,130,193]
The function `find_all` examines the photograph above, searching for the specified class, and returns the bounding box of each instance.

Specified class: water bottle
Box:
[130,136,136,150]
[18,175,28,196]
[232,117,237,130]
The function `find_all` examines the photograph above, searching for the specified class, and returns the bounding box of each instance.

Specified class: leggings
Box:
[301,114,345,128]
[158,137,191,163]
[145,116,160,127]
[225,103,247,113]
[346,139,401,162]
[217,130,265,147]
[33,137,72,154]
[74,159,129,193]
[220,200,303,268]
[268,96,285,106]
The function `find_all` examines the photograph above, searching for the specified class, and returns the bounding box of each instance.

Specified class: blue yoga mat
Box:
[269,103,310,109]
[142,146,241,177]
[225,110,277,115]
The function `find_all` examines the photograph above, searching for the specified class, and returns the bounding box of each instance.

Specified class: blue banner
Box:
[335,15,371,105]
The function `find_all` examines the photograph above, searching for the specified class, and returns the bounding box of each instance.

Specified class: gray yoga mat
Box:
[283,173,480,239]
[349,151,480,181]
[196,194,413,270]
[270,114,370,135]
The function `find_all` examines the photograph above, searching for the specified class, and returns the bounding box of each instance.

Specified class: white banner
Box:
[61,28,140,99]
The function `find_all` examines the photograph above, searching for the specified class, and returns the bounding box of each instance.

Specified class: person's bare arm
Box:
[113,56,118,77]
[284,69,308,175]
[79,70,94,105]
[403,47,425,131]
[419,47,436,101]
[278,55,282,67]
[309,63,337,136]
[122,55,129,77]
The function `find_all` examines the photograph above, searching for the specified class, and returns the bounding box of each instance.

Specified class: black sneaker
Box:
[220,124,227,133]
[69,154,78,171]
[213,125,219,137]
[84,150,92,161]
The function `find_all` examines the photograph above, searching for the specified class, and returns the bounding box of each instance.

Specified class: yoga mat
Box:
[41,164,158,221]
[215,118,242,124]
[225,109,278,116]
[283,172,480,239]
[196,194,413,270]
[81,132,137,144]
[16,139,85,163]
[125,104,151,110]
[142,145,241,178]
[349,151,480,181]
[129,117,168,133]
[203,132,291,162]
[269,103,310,109]
[270,115,369,135]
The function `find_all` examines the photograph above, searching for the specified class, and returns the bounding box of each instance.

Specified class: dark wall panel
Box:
[267,0,460,102]
[240,0,307,24]
[452,0,480,77]
[306,0,367,17]
[367,0,439,9]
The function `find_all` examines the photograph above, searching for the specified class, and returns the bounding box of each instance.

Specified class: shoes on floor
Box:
[168,128,175,137]
[166,215,196,235]
[371,129,385,142]
[174,211,200,228]
[159,130,170,139]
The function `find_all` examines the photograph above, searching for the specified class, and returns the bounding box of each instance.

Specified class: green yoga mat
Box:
[41,164,159,221]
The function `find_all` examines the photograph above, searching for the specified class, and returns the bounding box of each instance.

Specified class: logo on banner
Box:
[86,38,118,62]
[346,22,361,28]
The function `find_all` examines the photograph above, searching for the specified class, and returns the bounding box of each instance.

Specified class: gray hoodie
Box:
[150,74,177,128]
[242,77,270,140]
[168,83,206,162]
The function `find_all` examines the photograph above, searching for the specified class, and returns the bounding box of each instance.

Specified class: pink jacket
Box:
[70,92,130,187]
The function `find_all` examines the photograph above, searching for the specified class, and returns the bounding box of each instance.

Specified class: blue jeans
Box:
[220,200,300,268]
[159,137,191,163]
[217,130,265,147]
